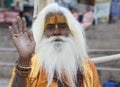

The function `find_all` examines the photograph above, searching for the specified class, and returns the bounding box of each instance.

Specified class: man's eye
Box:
[46,24,55,29]
[58,23,67,28]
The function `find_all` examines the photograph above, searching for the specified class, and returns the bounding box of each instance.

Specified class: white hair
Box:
[32,3,89,87]
[33,0,55,18]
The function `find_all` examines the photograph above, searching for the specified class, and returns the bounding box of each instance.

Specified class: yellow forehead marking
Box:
[55,24,58,29]
[45,14,67,28]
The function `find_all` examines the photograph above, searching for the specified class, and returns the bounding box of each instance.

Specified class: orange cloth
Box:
[8,55,101,87]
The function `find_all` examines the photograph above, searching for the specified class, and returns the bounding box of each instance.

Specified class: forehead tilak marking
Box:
[44,14,68,29]
[54,15,58,24]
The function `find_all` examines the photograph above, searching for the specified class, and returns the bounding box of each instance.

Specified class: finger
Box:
[28,30,35,42]
[22,17,27,33]
[17,16,22,33]
[12,22,19,34]
[8,26,15,38]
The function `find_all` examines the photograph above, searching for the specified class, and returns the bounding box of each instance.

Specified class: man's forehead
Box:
[45,14,67,24]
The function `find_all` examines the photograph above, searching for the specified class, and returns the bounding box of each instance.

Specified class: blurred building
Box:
[77,0,120,24]
[0,0,5,8]
[0,0,13,9]
[1,0,120,24]
[0,0,34,26]
[0,0,34,9]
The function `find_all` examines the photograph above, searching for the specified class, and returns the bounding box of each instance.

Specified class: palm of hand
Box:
[13,32,35,59]
[9,17,35,61]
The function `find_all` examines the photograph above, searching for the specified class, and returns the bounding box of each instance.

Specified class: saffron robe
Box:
[8,55,101,87]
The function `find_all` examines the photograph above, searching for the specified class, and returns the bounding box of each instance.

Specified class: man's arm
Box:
[8,17,35,87]
[11,57,31,87]
[11,73,27,87]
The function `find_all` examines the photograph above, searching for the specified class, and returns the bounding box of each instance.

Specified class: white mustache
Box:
[47,36,71,42]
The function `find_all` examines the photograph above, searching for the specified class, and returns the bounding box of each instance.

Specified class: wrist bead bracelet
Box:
[16,63,31,77]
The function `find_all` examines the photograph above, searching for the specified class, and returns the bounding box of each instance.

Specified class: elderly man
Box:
[8,3,101,87]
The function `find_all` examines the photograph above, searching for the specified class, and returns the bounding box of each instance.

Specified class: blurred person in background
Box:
[69,7,79,20]
[69,7,84,23]
[20,5,33,28]
[10,1,22,12]
[82,6,94,30]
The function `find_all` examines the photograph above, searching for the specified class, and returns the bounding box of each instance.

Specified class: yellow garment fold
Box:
[29,54,40,80]
[8,55,101,87]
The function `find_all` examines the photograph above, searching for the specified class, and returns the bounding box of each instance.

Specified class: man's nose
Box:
[53,28,60,36]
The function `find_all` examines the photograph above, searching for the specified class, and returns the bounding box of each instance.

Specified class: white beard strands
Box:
[36,36,81,87]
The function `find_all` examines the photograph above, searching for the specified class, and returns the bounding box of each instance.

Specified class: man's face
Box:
[39,14,80,87]
[44,14,70,38]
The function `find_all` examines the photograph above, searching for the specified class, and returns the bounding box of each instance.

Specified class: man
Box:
[8,3,101,87]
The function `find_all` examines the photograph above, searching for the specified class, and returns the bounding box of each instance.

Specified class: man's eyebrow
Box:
[46,24,55,28]
[47,24,55,26]
[58,23,67,25]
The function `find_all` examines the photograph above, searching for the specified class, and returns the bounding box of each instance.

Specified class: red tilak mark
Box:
[54,15,58,24]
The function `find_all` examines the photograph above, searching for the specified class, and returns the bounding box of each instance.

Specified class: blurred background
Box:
[0,0,120,87]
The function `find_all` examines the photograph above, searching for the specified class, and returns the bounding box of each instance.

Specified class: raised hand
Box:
[9,17,35,65]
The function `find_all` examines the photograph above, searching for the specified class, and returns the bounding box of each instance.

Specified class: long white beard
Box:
[36,36,81,87]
